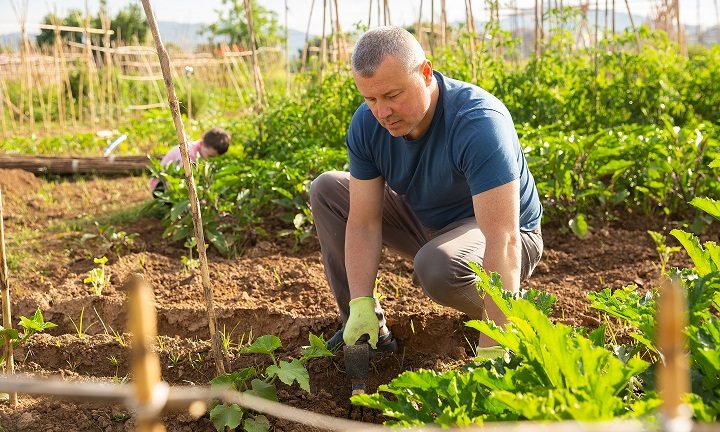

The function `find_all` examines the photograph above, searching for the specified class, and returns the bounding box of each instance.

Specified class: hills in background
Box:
[1,11,718,53]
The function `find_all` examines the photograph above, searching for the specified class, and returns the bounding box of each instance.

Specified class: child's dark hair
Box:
[203,128,231,155]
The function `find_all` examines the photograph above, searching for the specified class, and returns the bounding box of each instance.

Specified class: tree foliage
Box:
[36,3,148,48]
[203,0,282,49]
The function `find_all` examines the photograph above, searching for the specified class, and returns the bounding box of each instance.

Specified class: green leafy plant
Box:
[0,309,57,367]
[84,256,110,296]
[208,333,333,432]
[68,307,95,339]
[81,222,138,258]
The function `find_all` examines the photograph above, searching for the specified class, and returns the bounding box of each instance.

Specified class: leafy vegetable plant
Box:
[208,333,333,432]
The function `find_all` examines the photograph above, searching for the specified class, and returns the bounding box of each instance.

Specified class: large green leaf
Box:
[209,403,243,432]
[671,229,714,276]
[243,415,270,432]
[266,359,309,392]
[246,378,278,401]
[301,333,333,360]
[690,197,720,221]
[241,335,281,355]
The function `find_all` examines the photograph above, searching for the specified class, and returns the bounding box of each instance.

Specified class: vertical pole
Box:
[657,278,691,426]
[301,0,315,73]
[127,275,165,432]
[320,0,328,82]
[430,0,435,55]
[441,0,447,47]
[466,0,477,83]
[417,0,424,49]
[385,0,392,26]
[368,0,373,28]
[285,0,290,94]
[244,0,265,109]
[333,0,346,62]
[675,0,684,55]
[535,0,540,56]
[612,0,616,35]
[0,189,17,408]
[139,0,226,376]
[84,2,97,123]
[624,0,641,51]
[0,79,6,136]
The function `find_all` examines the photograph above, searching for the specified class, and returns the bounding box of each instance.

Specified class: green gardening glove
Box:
[343,296,379,349]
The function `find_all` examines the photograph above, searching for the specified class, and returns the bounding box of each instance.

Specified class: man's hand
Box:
[343,297,379,348]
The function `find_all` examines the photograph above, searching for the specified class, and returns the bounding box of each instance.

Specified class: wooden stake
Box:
[535,0,540,56]
[656,278,691,427]
[139,0,226,376]
[0,188,17,408]
[301,0,315,73]
[430,0,435,55]
[441,0,447,46]
[285,0,290,94]
[244,0,266,109]
[127,275,165,432]
[417,0,424,48]
[84,2,97,123]
[320,0,328,82]
[623,0,641,51]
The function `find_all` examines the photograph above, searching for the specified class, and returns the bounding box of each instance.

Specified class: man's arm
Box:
[346,175,385,299]
[472,179,521,347]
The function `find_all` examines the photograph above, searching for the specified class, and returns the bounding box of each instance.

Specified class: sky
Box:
[1,0,719,35]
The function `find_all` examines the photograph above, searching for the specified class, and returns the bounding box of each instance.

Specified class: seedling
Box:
[208,333,333,432]
[84,256,110,296]
[181,238,200,274]
[220,322,241,354]
[168,351,182,368]
[68,307,95,339]
[0,308,57,368]
[647,230,681,275]
[80,222,138,258]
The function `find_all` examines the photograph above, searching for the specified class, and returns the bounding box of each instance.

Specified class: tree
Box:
[35,3,147,48]
[203,0,282,49]
[36,9,88,49]
[110,4,148,44]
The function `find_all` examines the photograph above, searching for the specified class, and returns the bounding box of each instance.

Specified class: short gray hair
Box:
[351,26,426,77]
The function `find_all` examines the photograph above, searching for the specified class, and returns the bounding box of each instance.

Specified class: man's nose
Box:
[377,102,392,119]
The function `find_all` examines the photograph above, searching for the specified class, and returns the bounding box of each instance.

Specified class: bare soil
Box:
[0,169,705,431]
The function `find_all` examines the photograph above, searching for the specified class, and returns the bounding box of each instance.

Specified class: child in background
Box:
[150,127,231,193]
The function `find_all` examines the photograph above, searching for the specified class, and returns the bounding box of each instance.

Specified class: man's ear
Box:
[421,60,433,84]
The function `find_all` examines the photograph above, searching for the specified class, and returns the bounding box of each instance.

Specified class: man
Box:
[149,127,231,193]
[310,26,543,353]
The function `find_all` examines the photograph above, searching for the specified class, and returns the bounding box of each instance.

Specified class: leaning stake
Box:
[0,188,17,407]
[139,0,226,375]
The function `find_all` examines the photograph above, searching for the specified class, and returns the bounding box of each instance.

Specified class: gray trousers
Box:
[309,171,543,325]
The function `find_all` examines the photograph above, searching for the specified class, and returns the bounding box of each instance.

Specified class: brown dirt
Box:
[0,170,708,431]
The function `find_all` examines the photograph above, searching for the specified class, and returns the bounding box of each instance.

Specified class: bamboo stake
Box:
[384,0,392,26]
[84,2,97,123]
[333,0,346,63]
[368,0,373,27]
[656,278,692,431]
[320,0,328,82]
[0,77,7,136]
[675,0,685,55]
[465,0,477,83]
[127,274,165,432]
[0,188,17,408]
[441,0,447,46]
[0,78,18,131]
[430,0,435,55]
[301,0,315,73]
[244,0,265,109]
[285,0,290,94]
[623,0,641,52]
[417,0,424,48]
[535,0,540,56]
[139,0,226,376]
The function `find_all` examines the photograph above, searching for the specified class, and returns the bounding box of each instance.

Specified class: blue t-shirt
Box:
[347,71,542,232]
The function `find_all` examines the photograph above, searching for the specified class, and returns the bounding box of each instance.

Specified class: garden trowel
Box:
[344,341,370,420]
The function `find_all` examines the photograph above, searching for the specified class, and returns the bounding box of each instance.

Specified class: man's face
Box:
[354,55,434,141]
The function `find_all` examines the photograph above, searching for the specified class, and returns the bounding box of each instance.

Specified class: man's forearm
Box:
[345,221,383,299]
[478,236,521,347]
